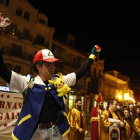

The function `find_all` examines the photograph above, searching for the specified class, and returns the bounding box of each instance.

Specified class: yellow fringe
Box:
[62,127,70,137]
[17,114,31,126]
[11,132,19,140]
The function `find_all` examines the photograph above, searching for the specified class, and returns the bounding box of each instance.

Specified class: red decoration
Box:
[96,94,102,103]
[0,94,4,98]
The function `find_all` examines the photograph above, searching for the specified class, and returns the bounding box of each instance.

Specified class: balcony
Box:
[5,27,20,38]
[20,33,33,42]
[2,46,33,61]
[34,38,49,48]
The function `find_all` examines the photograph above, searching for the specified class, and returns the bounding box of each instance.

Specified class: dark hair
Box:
[137,101,140,104]
[131,106,140,121]
[122,106,127,110]
[75,99,81,103]
[107,99,117,109]
[123,108,130,113]
[32,61,44,73]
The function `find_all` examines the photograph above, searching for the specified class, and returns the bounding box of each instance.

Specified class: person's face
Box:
[136,108,140,114]
[98,102,103,109]
[124,110,130,118]
[76,101,82,109]
[110,100,118,112]
[37,62,55,81]
[137,102,140,106]
[129,106,133,111]
[120,106,123,110]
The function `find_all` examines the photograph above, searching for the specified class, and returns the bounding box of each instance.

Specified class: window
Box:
[20,28,30,40]
[5,0,9,6]
[64,53,69,61]
[24,11,30,20]
[11,43,22,57]
[14,65,21,73]
[73,57,77,66]
[53,46,63,59]
[23,28,29,36]
[34,34,45,46]
[35,34,45,46]
[16,8,22,17]
[6,63,12,70]
[39,19,46,24]
[5,23,17,35]
[0,0,3,4]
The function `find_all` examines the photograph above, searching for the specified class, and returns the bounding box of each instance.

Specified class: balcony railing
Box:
[34,38,49,48]
[2,46,33,61]
[20,33,33,42]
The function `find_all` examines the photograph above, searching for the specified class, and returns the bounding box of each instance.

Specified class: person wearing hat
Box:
[0,24,101,140]
[90,94,103,140]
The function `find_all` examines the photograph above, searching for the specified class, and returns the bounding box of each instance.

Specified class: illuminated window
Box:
[69,95,74,109]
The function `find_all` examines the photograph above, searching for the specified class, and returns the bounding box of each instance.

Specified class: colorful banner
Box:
[0,91,23,134]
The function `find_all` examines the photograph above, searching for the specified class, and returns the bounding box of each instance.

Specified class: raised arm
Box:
[75,45,101,81]
[0,48,11,84]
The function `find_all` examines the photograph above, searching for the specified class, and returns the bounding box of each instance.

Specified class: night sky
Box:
[28,0,140,98]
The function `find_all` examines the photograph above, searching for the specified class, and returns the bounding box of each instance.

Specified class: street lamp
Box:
[117,95,122,102]
[118,95,122,99]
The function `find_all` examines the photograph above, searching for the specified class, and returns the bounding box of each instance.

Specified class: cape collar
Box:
[34,75,51,86]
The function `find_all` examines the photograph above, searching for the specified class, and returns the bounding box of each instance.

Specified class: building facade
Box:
[102,70,134,108]
[0,0,55,85]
